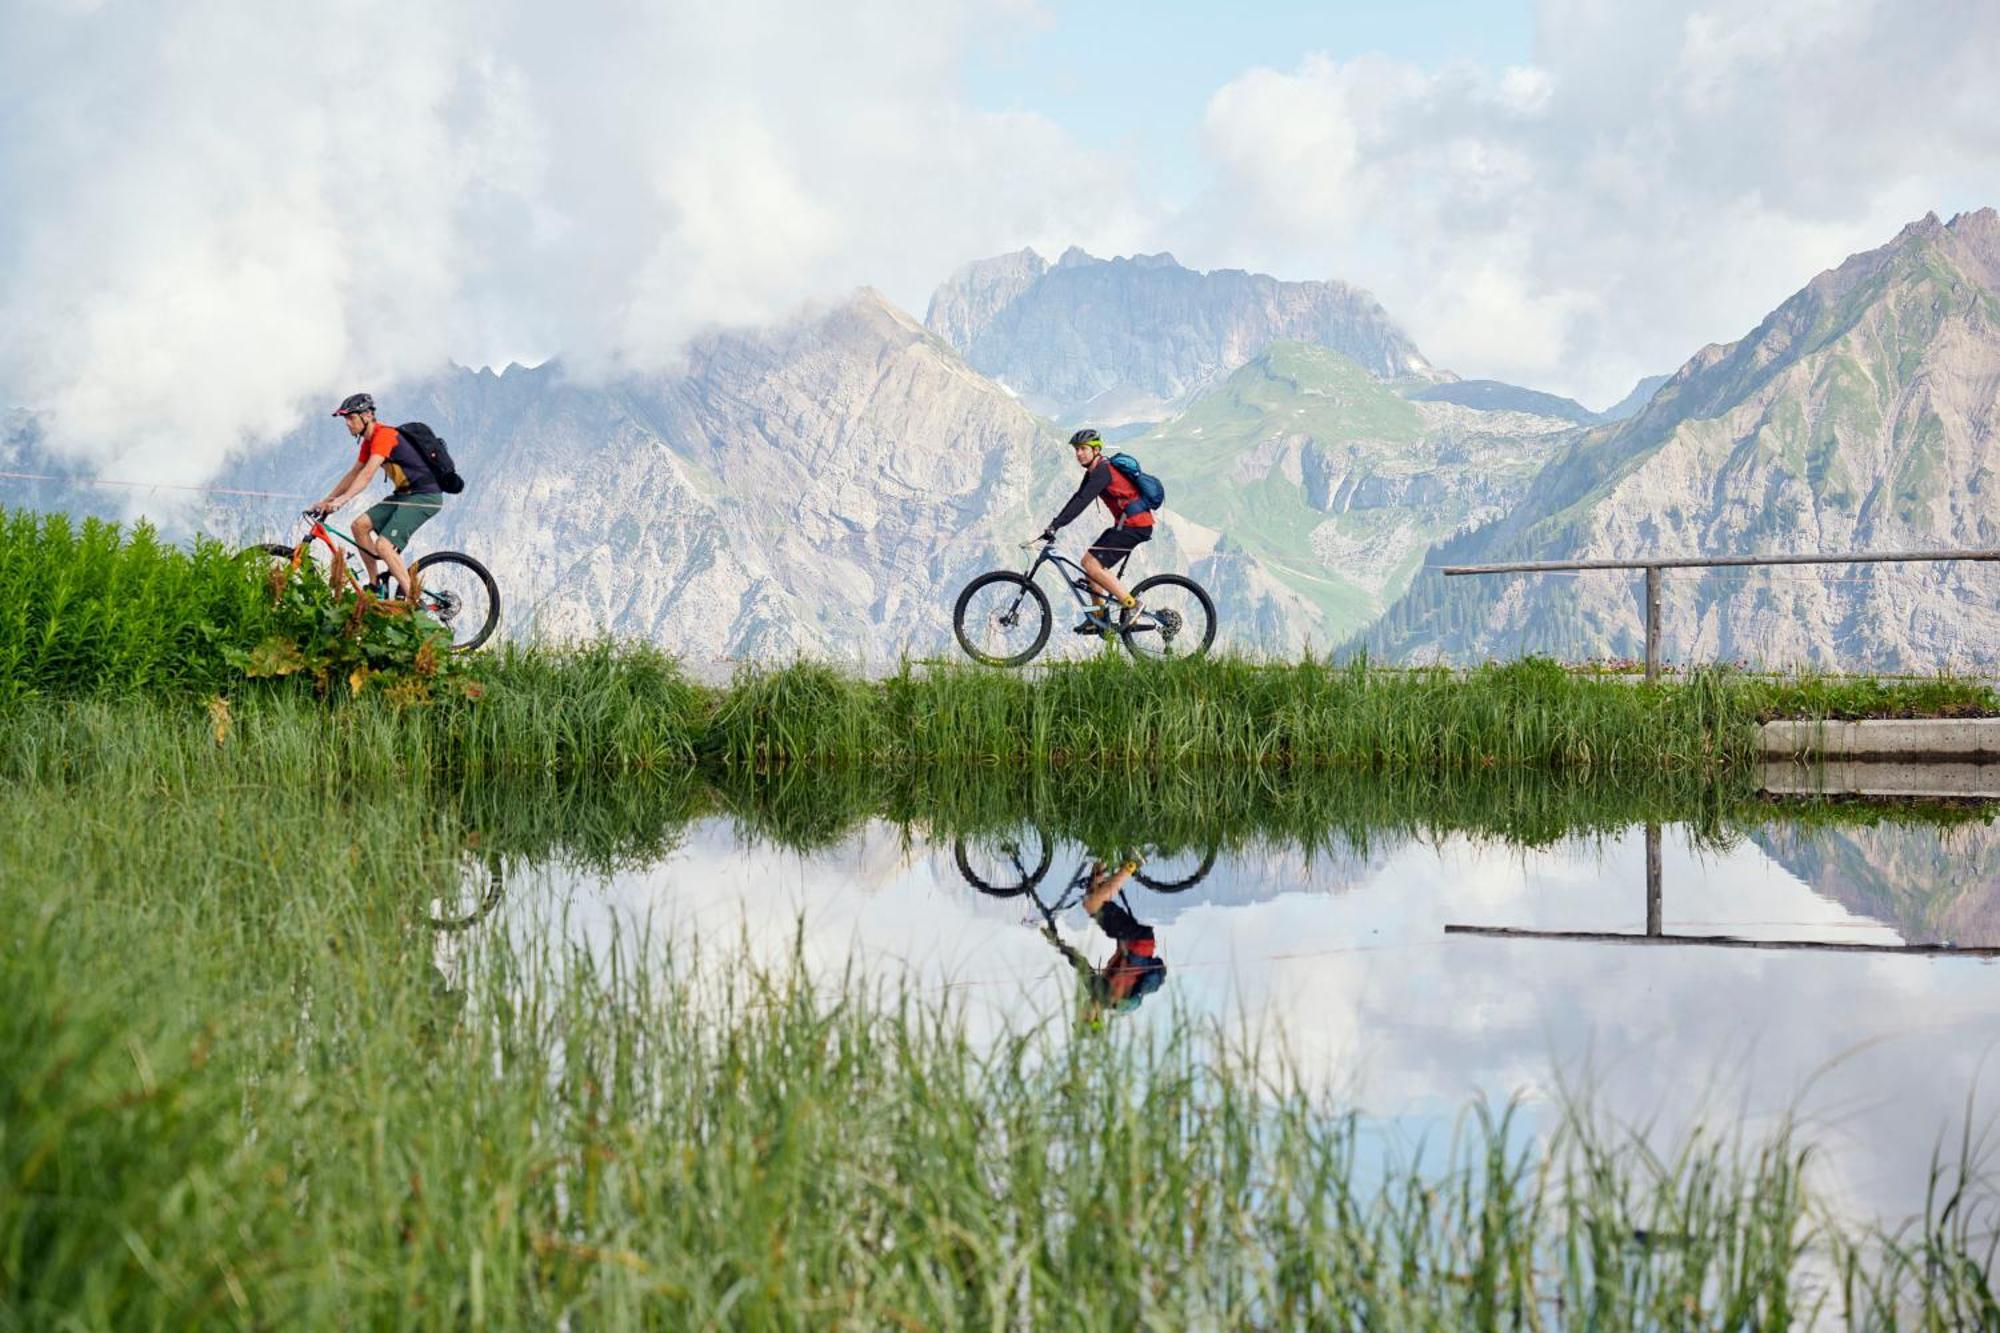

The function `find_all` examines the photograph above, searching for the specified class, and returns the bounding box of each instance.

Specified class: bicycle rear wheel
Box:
[410,551,501,652]
[1120,574,1217,661]
[954,830,1054,897]
[952,571,1052,667]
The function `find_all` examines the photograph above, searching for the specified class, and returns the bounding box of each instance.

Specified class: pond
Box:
[436,802,2000,1230]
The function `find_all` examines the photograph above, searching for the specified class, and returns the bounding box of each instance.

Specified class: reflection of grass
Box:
[6,757,1997,1325]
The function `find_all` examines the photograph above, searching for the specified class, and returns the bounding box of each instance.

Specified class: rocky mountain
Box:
[1362,210,2000,672]
[1756,821,2000,947]
[925,248,1442,426]
[236,293,1096,663]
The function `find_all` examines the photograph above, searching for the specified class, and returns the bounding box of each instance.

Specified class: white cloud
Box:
[0,0,1141,483]
[1177,0,2000,407]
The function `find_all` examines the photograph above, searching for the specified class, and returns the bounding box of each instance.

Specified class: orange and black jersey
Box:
[355,422,442,496]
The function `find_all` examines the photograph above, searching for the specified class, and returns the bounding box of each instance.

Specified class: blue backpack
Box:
[1108,452,1166,515]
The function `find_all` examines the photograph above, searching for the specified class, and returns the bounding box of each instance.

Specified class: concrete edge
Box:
[1757,717,2000,762]
[1758,760,2000,801]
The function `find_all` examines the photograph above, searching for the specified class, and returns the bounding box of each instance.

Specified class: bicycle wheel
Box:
[429,857,505,932]
[1134,846,1219,893]
[1121,574,1217,661]
[954,830,1053,897]
[411,551,501,652]
[952,571,1052,667]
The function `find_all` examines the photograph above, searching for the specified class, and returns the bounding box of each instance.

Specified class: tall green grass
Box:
[0,509,274,704]
[5,760,1997,1326]
[5,504,1997,774]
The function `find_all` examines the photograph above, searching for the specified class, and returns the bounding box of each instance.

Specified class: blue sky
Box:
[964,1,1533,205]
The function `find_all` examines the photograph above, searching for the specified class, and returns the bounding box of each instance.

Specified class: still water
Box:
[439,809,2000,1226]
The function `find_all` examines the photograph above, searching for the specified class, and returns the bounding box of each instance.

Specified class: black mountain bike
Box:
[952,536,1217,667]
[953,829,1218,900]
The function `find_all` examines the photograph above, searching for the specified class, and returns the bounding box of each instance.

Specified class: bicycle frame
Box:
[1022,541,1131,608]
[290,514,417,596]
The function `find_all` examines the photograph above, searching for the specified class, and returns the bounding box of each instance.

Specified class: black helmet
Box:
[333,392,376,417]
[1068,427,1101,448]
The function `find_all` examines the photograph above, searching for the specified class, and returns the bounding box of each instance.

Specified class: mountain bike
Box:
[953,829,1218,899]
[246,511,501,652]
[951,535,1217,666]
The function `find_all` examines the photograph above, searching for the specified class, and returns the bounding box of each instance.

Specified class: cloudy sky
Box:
[2,0,1996,478]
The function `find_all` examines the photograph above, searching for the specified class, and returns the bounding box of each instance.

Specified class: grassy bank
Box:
[7,505,1999,775]
[5,756,1997,1327]
[12,644,2000,780]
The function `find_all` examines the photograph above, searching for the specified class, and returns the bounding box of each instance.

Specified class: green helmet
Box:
[1068,428,1101,449]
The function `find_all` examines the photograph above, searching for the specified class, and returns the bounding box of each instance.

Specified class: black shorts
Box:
[1092,900,1156,945]
[1085,525,1151,567]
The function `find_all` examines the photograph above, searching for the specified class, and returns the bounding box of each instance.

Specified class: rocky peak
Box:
[924,247,1441,426]
[923,249,1049,355]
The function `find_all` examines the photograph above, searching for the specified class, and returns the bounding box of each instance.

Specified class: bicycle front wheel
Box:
[1134,846,1219,893]
[411,551,501,652]
[1121,574,1217,661]
[952,571,1051,667]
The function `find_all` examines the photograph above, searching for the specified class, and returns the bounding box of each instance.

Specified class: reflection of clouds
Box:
[506,818,2000,1229]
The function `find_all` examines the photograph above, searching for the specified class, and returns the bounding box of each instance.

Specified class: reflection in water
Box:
[476,804,2000,1229]
[1446,823,2000,957]
[954,836,1217,1018]
[429,850,507,933]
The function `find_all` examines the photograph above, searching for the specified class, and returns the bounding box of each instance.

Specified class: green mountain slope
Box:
[1138,342,1573,644]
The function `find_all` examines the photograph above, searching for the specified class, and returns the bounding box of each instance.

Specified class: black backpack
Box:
[396,421,465,494]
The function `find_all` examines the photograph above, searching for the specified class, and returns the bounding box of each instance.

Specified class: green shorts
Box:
[364,492,442,551]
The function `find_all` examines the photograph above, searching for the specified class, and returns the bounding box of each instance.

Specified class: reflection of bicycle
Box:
[428,854,505,932]
[246,511,501,652]
[952,536,1217,667]
[953,830,1217,899]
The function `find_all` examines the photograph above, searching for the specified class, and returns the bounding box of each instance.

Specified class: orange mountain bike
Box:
[248,511,501,652]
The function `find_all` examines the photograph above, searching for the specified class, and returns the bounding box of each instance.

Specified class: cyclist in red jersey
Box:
[308,392,443,600]
[1038,857,1169,1023]
[1038,427,1153,635]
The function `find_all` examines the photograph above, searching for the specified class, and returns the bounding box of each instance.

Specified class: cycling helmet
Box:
[1068,427,1101,448]
[333,392,377,417]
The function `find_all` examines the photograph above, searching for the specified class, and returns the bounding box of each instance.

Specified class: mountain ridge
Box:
[925,248,1443,427]
[1362,209,2000,671]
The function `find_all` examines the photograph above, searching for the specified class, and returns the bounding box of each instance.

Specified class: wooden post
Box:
[1643,566,1662,682]
[1645,823,1662,937]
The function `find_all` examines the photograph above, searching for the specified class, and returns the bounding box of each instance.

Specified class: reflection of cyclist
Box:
[1044,858,1169,1019]
[1038,428,1153,636]
[309,392,444,601]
